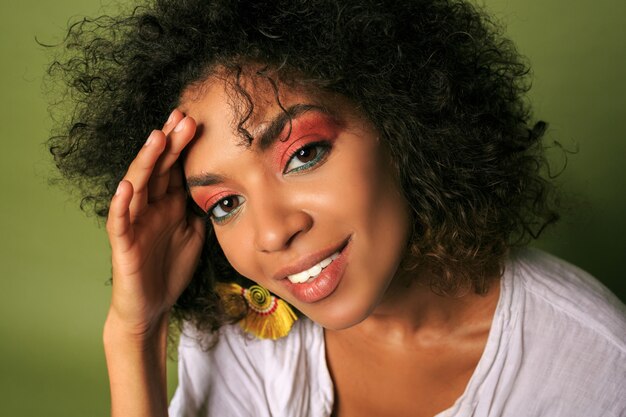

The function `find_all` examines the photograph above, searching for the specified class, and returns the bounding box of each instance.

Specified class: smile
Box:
[276,237,351,304]
[287,251,340,284]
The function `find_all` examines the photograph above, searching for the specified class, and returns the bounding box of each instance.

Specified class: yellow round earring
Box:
[215,282,298,340]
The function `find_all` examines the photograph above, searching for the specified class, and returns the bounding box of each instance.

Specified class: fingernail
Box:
[145,130,156,146]
[166,110,176,125]
[115,182,122,196]
[174,117,186,132]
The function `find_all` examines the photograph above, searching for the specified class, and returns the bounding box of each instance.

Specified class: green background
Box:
[1,0,624,416]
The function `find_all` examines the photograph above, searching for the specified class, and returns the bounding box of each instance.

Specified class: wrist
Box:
[103,311,170,417]
[103,309,170,350]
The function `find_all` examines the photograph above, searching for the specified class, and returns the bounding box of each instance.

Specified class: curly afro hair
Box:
[47,0,559,333]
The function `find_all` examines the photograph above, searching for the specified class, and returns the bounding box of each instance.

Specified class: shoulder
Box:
[457,249,625,417]
[510,247,626,351]
[182,315,326,377]
[487,248,626,416]
[169,317,332,417]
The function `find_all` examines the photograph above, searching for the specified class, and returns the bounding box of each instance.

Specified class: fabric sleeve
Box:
[168,324,267,417]
[168,319,333,417]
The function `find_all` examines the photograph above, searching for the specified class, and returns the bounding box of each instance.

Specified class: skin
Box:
[182,75,412,330]
[104,108,204,417]
[103,73,501,417]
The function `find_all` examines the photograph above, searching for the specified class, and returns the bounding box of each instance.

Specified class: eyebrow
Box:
[186,103,332,188]
[186,172,227,188]
[257,103,330,150]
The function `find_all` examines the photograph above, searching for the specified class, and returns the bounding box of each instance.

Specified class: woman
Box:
[48,0,626,416]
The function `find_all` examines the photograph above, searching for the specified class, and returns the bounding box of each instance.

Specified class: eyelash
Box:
[283,141,332,174]
[207,195,245,224]
[206,141,332,224]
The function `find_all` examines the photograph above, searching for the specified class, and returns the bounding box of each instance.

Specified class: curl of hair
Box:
[46,0,560,333]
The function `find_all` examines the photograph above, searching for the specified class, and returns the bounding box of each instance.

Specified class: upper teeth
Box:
[287,252,339,284]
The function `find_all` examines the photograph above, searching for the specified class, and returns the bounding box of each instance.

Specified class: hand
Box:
[105,110,205,338]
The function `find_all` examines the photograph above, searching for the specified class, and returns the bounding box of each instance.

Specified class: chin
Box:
[294,267,395,331]
[300,297,376,331]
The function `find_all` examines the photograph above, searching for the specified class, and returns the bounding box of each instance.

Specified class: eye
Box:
[284,142,331,174]
[209,195,245,223]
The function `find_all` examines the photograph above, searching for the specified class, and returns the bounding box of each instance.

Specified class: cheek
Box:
[333,143,410,268]
[331,142,407,227]
[212,226,261,280]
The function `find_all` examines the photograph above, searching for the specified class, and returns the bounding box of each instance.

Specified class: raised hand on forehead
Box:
[106,110,206,334]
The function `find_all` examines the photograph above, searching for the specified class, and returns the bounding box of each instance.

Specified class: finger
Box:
[162,109,185,135]
[124,130,167,218]
[143,109,185,200]
[157,116,196,176]
[122,109,183,211]
[149,116,197,201]
[167,161,185,192]
[106,180,134,253]
[189,211,206,237]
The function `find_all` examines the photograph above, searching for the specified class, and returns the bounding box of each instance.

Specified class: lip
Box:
[278,237,351,304]
[272,237,350,281]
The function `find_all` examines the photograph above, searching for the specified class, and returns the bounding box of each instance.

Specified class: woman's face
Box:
[182,76,411,330]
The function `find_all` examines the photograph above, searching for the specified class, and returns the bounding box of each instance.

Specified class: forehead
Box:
[179,68,382,163]
[179,73,329,140]
[179,74,347,176]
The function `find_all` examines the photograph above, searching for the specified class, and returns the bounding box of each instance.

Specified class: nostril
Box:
[254,210,313,253]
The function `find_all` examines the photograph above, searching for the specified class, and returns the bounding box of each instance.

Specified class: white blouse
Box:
[169,248,626,416]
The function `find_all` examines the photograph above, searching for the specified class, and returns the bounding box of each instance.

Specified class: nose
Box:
[251,191,313,253]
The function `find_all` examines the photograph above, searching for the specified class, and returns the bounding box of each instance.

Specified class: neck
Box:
[337,266,501,347]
